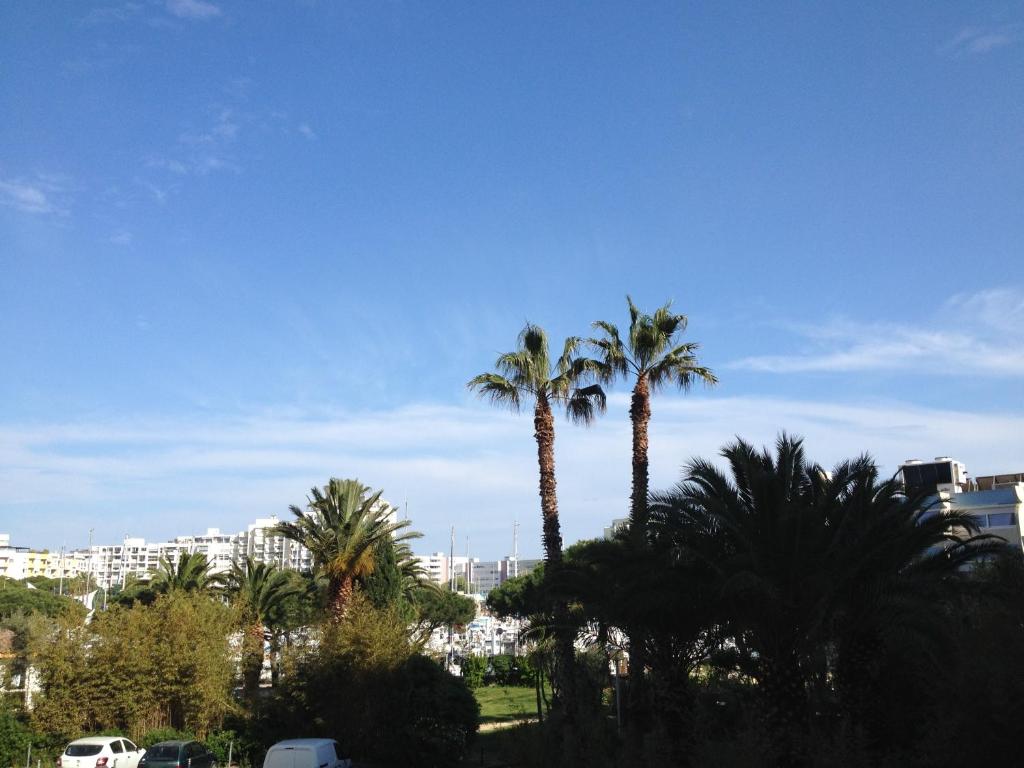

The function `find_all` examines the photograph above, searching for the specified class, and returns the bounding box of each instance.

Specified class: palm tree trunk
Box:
[629,374,652,539]
[836,631,884,746]
[534,393,562,566]
[627,375,652,734]
[329,576,353,623]
[269,632,282,688]
[534,394,580,760]
[759,651,810,766]
[242,620,264,701]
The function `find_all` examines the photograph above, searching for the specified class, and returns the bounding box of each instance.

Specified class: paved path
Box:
[478,716,538,732]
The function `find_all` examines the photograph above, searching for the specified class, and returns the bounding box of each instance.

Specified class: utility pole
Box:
[58,544,65,597]
[512,520,519,579]
[84,528,94,599]
[447,525,455,673]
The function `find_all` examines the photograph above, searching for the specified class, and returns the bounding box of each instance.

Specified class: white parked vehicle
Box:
[262,739,351,768]
[58,738,146,768]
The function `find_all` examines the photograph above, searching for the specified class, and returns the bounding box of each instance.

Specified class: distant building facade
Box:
[3,508,539,594]
[413,552,541,595]
[899,458,1024,551]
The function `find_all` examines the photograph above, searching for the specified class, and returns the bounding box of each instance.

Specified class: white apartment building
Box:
[0,536,88,582]
[240,517,313,573]
[414,552,470,587]
[415,552,540,595]
[899,458,1024,551]
[10,517,318,590]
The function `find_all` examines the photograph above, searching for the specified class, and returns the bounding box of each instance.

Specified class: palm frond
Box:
[467,373,522,412]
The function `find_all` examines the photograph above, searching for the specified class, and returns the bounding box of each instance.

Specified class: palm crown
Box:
[589,296,716,554]
[224,556,302,628]
[150,551,222,594]
[467,323,606,423]
[648,434,999,747]
[590,296,717,392]
[274,478,421,620]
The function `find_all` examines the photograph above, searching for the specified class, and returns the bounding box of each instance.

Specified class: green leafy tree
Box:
[0,577,85,619]
[31,593,236,739]
[412,587,476,647]
[486,565,546,620]
[274,479,421,623]
[223,557,303,700]
[0,694,32,768]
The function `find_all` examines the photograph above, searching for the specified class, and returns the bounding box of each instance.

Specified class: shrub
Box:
[204,730,240,766]
[489,654,513,685]
[486,654,534,686]
[462,656,487,689]
[383,655,479,767]
[257,595,478,767]
[0,704,32,768]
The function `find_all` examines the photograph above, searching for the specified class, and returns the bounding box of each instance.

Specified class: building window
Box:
[987,512,1017,527]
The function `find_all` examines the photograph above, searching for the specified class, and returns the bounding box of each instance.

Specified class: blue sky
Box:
[2,1,1022,557]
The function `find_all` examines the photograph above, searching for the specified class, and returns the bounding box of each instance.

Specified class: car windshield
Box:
[147,747,181,760]
[66,747,104,757]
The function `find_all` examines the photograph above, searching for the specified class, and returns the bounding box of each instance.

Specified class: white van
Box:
[262,740,351,768]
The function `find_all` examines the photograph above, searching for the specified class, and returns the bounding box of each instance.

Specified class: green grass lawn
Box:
[462,723,543,767]
[475,684,540,724]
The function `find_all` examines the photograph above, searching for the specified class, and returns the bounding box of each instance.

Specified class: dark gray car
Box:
[140,742,216,768]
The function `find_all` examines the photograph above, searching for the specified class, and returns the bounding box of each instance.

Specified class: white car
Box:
[262,739,351,768]
[58,738,146,768]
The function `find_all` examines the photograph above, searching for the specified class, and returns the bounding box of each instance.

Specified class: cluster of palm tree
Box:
[490,434,1005,765]
[468,297,716,748]
[472,298,1009,765]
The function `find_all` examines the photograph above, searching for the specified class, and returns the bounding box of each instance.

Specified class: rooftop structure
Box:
[898,457,1024,551]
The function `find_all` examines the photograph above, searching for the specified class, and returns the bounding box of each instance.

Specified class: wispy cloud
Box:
[134,176,173,204]
[145,108,242,181]
[0,175,69,215]
[941,25,1019,55]
[731,288,1024,377]
[81,2,142,26]
[2,395,1022,555]
[165,0,221,20]
[179,108,238,145]
[298,123,317,140]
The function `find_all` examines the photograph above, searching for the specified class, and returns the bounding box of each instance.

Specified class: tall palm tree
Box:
[650,434,997,763]
[468,323,605,569]
[589,296,717,545]
[149,551,222,594]
[274,478,420,623]
[589,297,715,730]
[223,556,303,699]
[468,323,604,755]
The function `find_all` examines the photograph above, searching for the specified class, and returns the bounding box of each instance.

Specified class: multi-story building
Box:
[414,552,540,595]
[604,518,629,540]
[5,508,538,595]
[0,537,86,581]
[21,517,319,590]
[899,457,1024,551]
[240,517,313,572]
